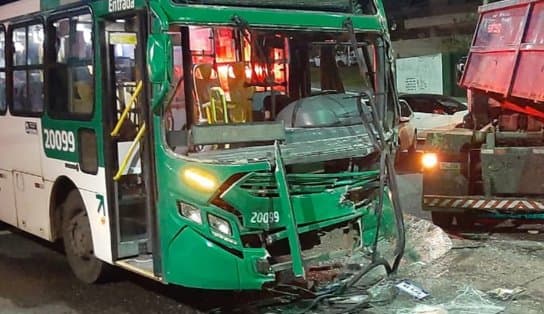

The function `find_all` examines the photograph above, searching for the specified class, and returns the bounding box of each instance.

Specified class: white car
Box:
[398,99,417,152]
[399,94,468,142]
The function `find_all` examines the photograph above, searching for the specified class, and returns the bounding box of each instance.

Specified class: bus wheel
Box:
[62,190,106,283]
[431,212,454,229]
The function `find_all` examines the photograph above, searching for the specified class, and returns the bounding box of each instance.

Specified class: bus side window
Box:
[166,31,189,155]
[11,24,45,115]
[47,13,94,118]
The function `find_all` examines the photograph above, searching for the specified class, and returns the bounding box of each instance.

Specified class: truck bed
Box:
[461,0,544,103]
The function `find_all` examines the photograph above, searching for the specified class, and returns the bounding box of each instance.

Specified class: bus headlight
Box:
[181,167,218,192]
[178,202,202,224]
[208,214,232,236]
[422,153,438,169]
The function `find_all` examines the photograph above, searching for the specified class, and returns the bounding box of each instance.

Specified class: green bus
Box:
[0,0,402,290]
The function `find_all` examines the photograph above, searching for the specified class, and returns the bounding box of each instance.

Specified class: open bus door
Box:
[100,11,158,276]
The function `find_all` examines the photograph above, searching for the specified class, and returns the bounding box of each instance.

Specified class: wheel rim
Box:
[67,212,93,260]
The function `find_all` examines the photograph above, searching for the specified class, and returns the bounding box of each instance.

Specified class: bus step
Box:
[116,254,160,281]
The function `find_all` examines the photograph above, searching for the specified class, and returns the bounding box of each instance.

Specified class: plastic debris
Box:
[487,287,526,301]
[395,280,430,300]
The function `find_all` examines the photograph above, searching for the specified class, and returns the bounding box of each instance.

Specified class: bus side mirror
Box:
[147,33,172,84]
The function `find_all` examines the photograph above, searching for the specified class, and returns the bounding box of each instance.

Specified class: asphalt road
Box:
[0,174,429,314]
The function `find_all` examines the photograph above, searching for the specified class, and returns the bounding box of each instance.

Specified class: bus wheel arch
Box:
[49,176,77,241]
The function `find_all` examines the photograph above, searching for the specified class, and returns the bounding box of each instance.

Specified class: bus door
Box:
[101,14,155,261]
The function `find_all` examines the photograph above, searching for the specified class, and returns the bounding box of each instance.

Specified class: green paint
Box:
[159,4,383,31]
[35,0,397,290]
[273,142,304,278]
[147,0,396,290]
[96,194,105,216]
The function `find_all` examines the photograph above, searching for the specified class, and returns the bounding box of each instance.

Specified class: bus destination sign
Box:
[108,0,135,12]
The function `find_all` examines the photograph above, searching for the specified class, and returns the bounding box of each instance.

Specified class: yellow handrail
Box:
[111,81,143,137]
[209,87,228,123]
[113,123,146,181]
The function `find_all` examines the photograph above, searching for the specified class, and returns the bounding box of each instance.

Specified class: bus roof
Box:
[156,0,385,31]
[2,0,386,33]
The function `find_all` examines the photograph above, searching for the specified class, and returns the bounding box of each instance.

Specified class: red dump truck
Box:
[421,0,544,228]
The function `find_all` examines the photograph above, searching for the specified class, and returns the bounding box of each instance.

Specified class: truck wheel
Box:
[431,212,454,229]
[62,190,107,283]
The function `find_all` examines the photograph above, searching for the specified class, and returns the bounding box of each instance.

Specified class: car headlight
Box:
[178,201,202,224]
[208,214,232,236]
[181,167,218,192]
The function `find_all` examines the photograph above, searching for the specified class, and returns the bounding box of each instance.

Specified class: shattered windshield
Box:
[174,0,377,14]
[164,26,391,155]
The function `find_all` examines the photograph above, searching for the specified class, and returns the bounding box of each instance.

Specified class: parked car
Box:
[398,99,417,152]
[399,93,468,142]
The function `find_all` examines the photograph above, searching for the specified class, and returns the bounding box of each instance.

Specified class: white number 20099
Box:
[44,129,76,153]
[250,211,280,224]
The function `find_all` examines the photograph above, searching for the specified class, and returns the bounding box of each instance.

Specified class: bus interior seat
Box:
[228,62,254,122]
[193,63,221,123]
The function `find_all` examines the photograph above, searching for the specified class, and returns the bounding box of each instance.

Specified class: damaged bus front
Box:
[149,0,404,290]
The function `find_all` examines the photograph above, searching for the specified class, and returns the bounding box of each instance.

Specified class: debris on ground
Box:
[395,280,430,300]
[211,215,544,314]
[403,215,453,264]
[396,286,505,314]
[405,304,448,314]
[487,287,526,301]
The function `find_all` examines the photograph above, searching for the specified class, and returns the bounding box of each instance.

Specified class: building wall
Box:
[392,35,472,58]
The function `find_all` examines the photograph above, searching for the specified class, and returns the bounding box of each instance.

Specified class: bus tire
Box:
[62,190,107,284]
[431,212,454,229]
